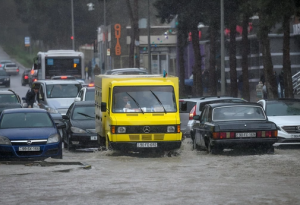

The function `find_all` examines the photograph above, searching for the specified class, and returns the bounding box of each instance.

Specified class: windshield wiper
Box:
[126,92,144,114]
[77,112,94,118]
[150,90,167,113]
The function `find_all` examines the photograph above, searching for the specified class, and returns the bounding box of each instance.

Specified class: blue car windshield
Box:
[0,113,53,128]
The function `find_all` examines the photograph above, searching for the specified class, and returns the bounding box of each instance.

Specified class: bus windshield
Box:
[45,57,82,79]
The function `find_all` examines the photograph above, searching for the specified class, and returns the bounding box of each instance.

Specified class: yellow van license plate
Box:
[137,143,157,148]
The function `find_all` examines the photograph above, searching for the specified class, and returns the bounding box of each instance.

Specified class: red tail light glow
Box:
[61,76,68,79]
[33,79,37,82]
[30,70,35,75]
[24,76,29,80]
[88,83,94,87]
[189,105,196,120]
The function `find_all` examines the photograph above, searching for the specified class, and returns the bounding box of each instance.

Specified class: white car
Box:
[257,99,300,147]
[4,63,19,75]
[74,85,95,102]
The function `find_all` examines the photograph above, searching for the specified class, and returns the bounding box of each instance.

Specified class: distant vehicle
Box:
[180,96,247,138]
[257,99,300,147]
[21,69,31,86]
[0,108,65,160]
[3,63,19,75]
[62,101,97,150]
[28,66,38,87]
[51,75,85,84]
[32,80,82,116]
[192,102,278,154]
[0,70,10,87]
[0,103,22,115]
[33,50,85,81]
[0,89,22,105]
[104,68,148,75]
[0,60,12,68]
[74,86,95,102]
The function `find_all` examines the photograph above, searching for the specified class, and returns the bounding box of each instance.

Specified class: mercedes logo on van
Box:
[143,126,150,133]
[27,140,32,145]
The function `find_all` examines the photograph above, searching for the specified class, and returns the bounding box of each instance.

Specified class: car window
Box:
[266,101,300,116]
[199,99,245,111]
[72,106,95,120]
[46,84,81,98]
[0,113,53,128]
[200,106,209,123]
[213,105,266,121]
[85,89,95,101]
[179,101,196,113]
[0,94,19,103]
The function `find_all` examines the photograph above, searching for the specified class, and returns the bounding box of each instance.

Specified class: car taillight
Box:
[17,69,19,72]
[189,105,196,120]
[213,132,235,139]
[88,83,94,87]
[33,78,37,82]
[30,70,35,75]
[61,76,68,79]
[257,130,277,138]
[24,76,29,79]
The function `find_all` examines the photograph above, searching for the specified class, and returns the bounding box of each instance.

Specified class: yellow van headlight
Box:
[167,126,175,133]
[117,127,126,133]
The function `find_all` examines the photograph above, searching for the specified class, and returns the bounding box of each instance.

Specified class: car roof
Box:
[105,68,148,74]
[4,63,17,66]
[208,102,262,108]
[73,101,95,106]
[35,80,81,84]
[261,98,300,102]
[0,90,17,94]
[2,108,47,114]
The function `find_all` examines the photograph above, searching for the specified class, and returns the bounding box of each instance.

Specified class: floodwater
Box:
[1,139,300,205]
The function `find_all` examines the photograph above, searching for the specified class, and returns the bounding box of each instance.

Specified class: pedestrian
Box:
[278,70,285,98]
[202,69,209,94]
[256,81,264,100]
[85,66,89,79]
[94,64,101,76]
[25,84,40,108]
[262,82,268,99]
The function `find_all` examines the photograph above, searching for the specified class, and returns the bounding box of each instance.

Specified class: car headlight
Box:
[117,127,126,133]
[167,126,176,133]
[47,134,60,144]
[0,136,11,145]
[46,107,59,114]
[71,127,87,133]
[4,78,9,81]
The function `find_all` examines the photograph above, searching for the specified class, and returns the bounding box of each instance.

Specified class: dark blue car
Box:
[0,108,65,160]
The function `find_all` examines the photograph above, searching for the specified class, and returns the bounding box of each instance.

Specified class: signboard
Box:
[107,49,110,56]
[24,37,30,47]
[293,23,300,35]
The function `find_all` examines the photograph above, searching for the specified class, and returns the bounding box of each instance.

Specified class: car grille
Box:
[129,134,165,141]
[11,139,47,145]
[281,126,300,134]
[16,151,43,156]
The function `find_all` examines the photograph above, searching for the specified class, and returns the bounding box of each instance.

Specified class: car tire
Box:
[207,139,222,154]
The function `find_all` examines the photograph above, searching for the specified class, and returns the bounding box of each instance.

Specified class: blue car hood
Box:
[0,127,57,140]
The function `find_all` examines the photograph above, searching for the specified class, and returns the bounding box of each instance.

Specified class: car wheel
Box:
[67,134,74,151]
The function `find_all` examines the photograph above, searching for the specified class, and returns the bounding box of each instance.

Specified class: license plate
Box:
[19,146,40,151]
[90,136,97,140]
[291,135,300,138]
[137,143,157,148]
[236,132,256,138]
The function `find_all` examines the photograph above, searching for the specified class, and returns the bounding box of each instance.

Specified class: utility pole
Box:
[220,0,225,95]
[103,0,107,71]
[71,0,75,50]
[147,0,151,73]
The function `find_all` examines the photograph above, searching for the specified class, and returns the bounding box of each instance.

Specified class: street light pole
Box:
[220,0,225,95]
[147,0,151,73]
[71,0,75,50]
[103,0,107,71]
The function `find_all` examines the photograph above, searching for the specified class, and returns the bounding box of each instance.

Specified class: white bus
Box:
[33,50,85,81]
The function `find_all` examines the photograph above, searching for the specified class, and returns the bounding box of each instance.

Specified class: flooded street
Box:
[1,139,300,205]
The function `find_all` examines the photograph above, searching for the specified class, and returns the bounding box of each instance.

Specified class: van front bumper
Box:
[110,141,182,151]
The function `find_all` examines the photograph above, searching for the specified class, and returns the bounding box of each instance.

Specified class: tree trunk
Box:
[229,17,237,97]
[209,26,217,96]
[282,14,293,98]
[260,30,278,99]
[241,13,250,101]
[178,28,186,98]
[133,0,140,68]
[191,29,203,97]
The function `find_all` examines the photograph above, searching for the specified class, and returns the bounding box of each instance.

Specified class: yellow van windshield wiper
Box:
[150,90,167,113]
[126,92,144,114]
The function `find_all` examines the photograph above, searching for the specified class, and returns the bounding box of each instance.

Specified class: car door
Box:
[194,106,209,148]
[63,103,74,138]
[38,83,47,109]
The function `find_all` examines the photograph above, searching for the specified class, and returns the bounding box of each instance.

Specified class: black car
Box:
[192,102,278,154]
[21,69,31,86]
[0,70,10,87]
[62,101,97,150]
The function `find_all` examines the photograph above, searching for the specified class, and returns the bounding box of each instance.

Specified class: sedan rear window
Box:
[0,113,53,128]
[213,105,266,121]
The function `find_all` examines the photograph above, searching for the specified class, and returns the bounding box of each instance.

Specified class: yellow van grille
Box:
[129,135,139,141]
[142,134,152,140]
[154,134,164,140]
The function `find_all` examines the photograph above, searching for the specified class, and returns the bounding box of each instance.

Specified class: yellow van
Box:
[95,75,182,152]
